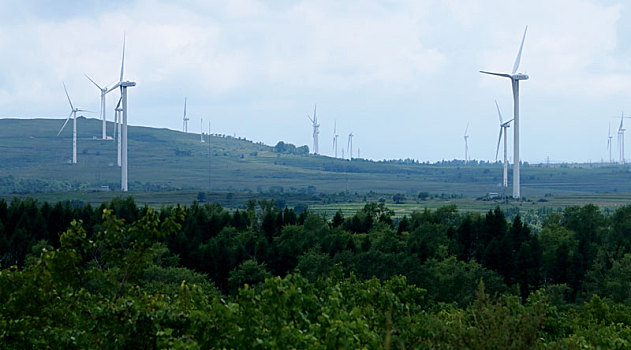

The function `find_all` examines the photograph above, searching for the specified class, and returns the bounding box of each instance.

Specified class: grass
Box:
[1,118,631,200]
[308,193,631,218]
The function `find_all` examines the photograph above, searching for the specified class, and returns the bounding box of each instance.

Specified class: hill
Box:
[0,117,629,197]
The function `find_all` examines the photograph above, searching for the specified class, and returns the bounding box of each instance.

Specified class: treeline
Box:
[1,198,631,347]
[2,198,629,303]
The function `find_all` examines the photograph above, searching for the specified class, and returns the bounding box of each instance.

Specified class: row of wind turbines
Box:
[477,26,629,199]
[297,27,528,199]
[57,35,135,191]
[307,104,358,160]
[54,27,627,198]
[608,113,629,165]
[180,97,209,144]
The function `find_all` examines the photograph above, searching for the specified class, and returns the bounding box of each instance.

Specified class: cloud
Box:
[0,0,629,162]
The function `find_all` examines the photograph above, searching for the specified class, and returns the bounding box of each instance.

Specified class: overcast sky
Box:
[1,0,631,163]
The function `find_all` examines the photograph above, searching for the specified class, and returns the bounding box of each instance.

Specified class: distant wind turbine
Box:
[494,100,513,189]
[308,104,319,154]
[347,132,354,160]
[607,123,613,164]
[183,98,189,133]
[108,35,136,191]
[85,34,125,140]
[464,122,470,164]
[57,83,91,164]
[332,121,339,158]
[480,26,529,199]
[618,112,627,164]
[201,118,205,143]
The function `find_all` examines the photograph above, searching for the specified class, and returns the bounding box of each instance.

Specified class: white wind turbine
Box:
[119,79,136,192]
[84,35,124,140]
[494,100,513,189]
[108,35,127,167]
[114,96,122,167]
[200,118,205,143]
[85,75,119,140]
[183,97,189,133]
[607,123,613,164]
[332,121,339,158]
[57,83,90,164]
[308,104,319,154]
[618,113,626,164]
[347,132,354,160]
[108,35,135,191]
[480,26,529,199]
[464,122,470,164]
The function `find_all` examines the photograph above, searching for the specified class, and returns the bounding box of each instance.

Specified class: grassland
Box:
[1,118,630,203]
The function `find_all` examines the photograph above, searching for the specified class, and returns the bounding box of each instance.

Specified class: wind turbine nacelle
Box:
[513,74,529,80]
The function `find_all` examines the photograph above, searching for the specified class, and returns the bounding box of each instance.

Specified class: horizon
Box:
[2,115,624,166]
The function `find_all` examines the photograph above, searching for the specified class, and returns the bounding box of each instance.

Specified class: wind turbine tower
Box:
[115,97,122,167]
[183,98,189,133]
[332,121,339,158]
[85,75,119,140]
[84,35,125,140]
[464,122,470,164]
[619,113,626,164]
[110,35,136,191]
[608,123,613,164]
[57,83,90,164]
[119,81,136,191]
[201,118,205,143]
[494,100,513,189]
[480,26,529,199]
[308,104,319,154]
[347,132,354,160]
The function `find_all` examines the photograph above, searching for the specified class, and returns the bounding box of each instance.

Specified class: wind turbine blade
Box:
[57,111,73,136]
[77,109,96,113]
[512,26,528,75]
[183,97,187,118]
[480,71,512,79]
[620,113,624,131]
[464,122,469,136]
[494,100,503,123]
[119,33,126,82]
[84,74,103,90]
[313,104,317,122]
[106,83,120,94]
[495,129,502,161]
[62,82,75,111]
[116,96,122,109]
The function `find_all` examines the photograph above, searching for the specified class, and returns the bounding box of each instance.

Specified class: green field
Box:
[1,118,630,200]
[310,192,631,214]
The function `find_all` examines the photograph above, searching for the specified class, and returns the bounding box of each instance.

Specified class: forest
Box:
[1,197,631,348]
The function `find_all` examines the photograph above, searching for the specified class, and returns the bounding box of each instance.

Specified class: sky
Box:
[1,0,631,163]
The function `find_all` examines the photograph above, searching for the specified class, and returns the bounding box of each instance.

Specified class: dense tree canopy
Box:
[1,197,631,347]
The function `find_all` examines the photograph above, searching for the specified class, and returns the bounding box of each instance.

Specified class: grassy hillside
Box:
[0,117,629,198]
